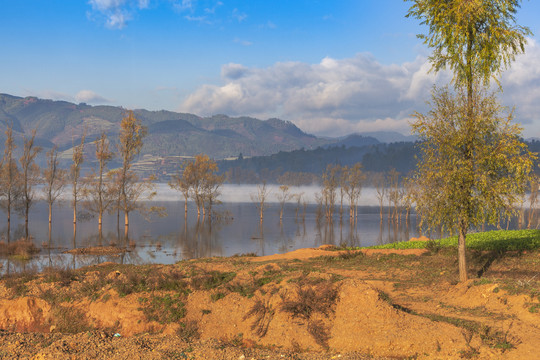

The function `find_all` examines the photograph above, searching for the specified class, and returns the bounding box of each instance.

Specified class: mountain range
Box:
[0,93,413,160]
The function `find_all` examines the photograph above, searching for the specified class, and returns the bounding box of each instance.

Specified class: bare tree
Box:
[527,176,539,229]
[276,185,292,222]
[83,132,114,229]
[18,130,41,238]
[71,133,85,224]
[373,173,386,221]
[43,146,67,224]
[322,164,340,222]
[251,182,271,222]
[0,124,22,234]
[169,159,194,218]
[387,169,400,222]
[343,163,365,223]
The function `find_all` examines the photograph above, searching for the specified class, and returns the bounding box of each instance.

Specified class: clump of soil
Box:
[0,246,539,359]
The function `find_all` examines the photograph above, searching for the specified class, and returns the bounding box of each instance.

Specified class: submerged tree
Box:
[83,132,114,228]
[117,110,148,227]
[373,173,386,221]
[195,155,224,219]
[0,124,22,232]
[321,164,340,222]
[276,185,293,222]
[179,154,224,219]
[71,133,86,224]
[169,159,194,218]
[42,146,67,224]
[251,182,271,222]
[411,86,534,281]
[18,130,41,238]
[342,163,365,223]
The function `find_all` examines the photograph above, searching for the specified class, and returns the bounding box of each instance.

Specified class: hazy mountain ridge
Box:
[0,93,413,160]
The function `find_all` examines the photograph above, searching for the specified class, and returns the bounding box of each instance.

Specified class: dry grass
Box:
[244,299,274,337]
[0,238,39,259]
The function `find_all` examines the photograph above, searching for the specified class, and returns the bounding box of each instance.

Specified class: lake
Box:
[0,185,419,274]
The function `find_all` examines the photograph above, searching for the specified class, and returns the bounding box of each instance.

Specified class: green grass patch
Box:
[140,293,186,324]
[365,230,540,252]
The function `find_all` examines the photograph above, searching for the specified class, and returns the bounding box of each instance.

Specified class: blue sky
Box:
[1,1,540,137]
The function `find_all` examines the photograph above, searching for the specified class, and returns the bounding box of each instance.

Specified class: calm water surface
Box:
[0,185,420,274]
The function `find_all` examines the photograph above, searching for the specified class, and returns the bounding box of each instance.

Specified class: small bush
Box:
[140,294,186,324]
[191,271,236,290]
[53,306,93,334]
[308,319,330,349]
[177,320,200,342]
[244,299,274,337]
[281,281,338,320]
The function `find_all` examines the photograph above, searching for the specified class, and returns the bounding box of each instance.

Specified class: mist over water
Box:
[1,184,415,275]
[153,184,381,206]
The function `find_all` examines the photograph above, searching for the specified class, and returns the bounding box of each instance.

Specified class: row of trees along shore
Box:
[0,111,160,241]
[2,107,539,242]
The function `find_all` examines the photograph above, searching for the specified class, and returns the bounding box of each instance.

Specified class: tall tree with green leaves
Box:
[406,0,532,282]
[412,86,534,281]
[406,0,531,105]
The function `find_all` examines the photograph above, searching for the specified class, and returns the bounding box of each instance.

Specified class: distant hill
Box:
[0,93,334,160]
[355,131,417,143]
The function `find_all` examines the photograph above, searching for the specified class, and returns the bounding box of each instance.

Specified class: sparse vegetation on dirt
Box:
[0,236,539,359]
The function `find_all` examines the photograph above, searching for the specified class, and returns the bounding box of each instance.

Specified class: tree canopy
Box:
[406,0,531,90]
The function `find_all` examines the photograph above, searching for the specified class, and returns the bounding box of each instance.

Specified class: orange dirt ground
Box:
[0,245,539,359]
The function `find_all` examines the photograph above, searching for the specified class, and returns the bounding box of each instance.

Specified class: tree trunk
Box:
[49,203,52,224]
[458,217,468,282]
[125,211,129,227]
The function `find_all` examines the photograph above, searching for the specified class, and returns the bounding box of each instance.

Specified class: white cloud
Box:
[179,47,540,137]
[232,8,247,22]
[75,90,111,104]
[88,1,244,29]
[498,39,540,132]
[88,0,146,28]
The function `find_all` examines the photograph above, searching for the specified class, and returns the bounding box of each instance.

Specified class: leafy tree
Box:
[43,146,67,224]
[406,0,530,103]
[198,157,224,219]
[117,110,148,227]
[411,86,534,281]
[406,0,532,282]
[182,154,224,219]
